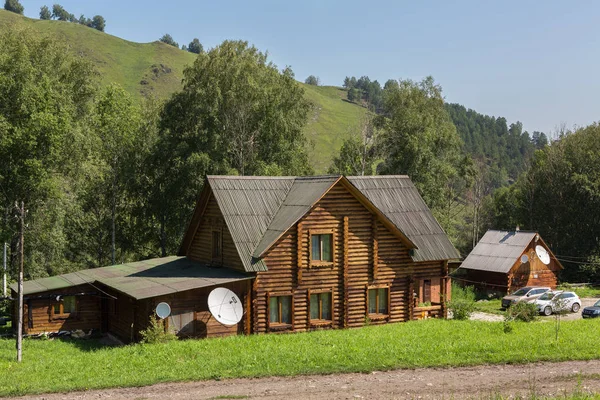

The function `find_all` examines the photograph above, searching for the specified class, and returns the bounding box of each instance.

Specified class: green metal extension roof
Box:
[11,256,253,300]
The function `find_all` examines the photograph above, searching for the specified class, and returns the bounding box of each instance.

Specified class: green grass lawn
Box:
[473,299,504,315]
[2,318,600,396]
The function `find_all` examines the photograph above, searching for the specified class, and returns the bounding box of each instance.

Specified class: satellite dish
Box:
[535,245,551,265]
[155,302,171,319]
[208,287,243,326]
[520,254,529,264]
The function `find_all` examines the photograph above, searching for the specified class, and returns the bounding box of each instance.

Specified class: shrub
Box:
[448,299,475,320]
[505,301,538,322]
[139,317,177,344]
[451,282,476,302]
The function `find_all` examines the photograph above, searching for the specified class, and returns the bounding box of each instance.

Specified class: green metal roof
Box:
[199,175,459,267]
[207,176,295,272]
[347,176,461,261]
[11,256,253,299]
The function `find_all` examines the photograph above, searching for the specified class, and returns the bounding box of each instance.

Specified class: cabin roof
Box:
[183,175,459,270]
[207,176,295,272]
[11,256,252,299]
[458,230,538,273]
[347,176,461,262]
[252,175,341,258]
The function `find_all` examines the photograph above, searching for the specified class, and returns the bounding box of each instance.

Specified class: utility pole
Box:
[16,201,24,363]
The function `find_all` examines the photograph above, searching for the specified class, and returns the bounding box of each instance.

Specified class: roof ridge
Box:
[347,175,410,179]
[207,175,296,180]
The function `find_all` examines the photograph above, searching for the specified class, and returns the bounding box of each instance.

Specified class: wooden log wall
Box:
[460,269,510,294]
[143,280,249,340]
[187,191,245,272]
[17,286,101,335]
[102,286,138,343]
[508,241,560,292]
[254,181,448,334]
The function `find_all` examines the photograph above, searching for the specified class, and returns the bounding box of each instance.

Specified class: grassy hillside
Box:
[0,10,366,172]
[0,10,196,100]
[301,85,368,172]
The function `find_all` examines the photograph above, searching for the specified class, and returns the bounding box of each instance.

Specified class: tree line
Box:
[0,28,310,281]
[3,1,106,32]
[331,72,600,281]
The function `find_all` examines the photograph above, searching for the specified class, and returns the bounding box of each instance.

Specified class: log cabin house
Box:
[12,175,459,341]
[454,230,563,294]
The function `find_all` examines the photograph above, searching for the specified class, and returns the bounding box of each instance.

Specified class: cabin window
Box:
[269,295,292,325]
[310,232,333,264]
[310,291,332,321]
[53,296,77,317]
[212,230,222,261]
[368,287,389,315]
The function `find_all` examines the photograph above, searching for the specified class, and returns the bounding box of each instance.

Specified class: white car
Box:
[533,291,581,316]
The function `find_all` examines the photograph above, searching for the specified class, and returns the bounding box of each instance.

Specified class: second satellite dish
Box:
[520,254,529,264]
[535,245,551,265]
[156,302,171,319]
[208,287,243,326]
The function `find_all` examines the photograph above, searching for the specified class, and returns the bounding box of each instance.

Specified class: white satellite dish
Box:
[520,254,529,264]
[535,245,551,265]
[156,302,171,319]
[208,287,243,326]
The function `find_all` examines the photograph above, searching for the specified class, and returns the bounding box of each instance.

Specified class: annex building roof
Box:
[11,256,252,299]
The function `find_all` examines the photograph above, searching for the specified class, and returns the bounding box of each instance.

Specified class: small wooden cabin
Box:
[12,175,459,341]
[455,230,563,294]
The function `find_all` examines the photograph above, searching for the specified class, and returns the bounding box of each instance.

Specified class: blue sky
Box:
[21,1,600,135]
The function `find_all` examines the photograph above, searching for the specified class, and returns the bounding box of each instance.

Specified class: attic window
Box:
[310,231,333,265]
[212,230,222,261]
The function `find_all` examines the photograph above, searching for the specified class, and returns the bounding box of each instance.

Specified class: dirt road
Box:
[15,360,600,400]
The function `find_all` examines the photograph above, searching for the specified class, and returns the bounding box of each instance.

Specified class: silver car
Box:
[533,291,581,316]
[501,286,551,309]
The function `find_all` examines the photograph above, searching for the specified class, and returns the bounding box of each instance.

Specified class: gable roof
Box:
[206,176,295,272]
[11,256,252,299]
[347,176,460,262]
[182,175,459,271]
[252,176,341,258]
[458,230,538,273]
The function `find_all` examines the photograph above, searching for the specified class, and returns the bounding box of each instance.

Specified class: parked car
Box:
[501,286,551,309]
[582,300,600,318]
[533,291,581,316]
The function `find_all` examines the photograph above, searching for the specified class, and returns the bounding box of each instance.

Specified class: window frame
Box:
[267,292,294,330]
[211,229,223,263]
[309,229,335,267]
[308,288,334,326]
[366,285,390,320]
[52,295,78,320]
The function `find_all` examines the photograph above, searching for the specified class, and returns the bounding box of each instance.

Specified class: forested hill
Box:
[0,9,367,173]
[0,9,547,177]
[446,103,548,185]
